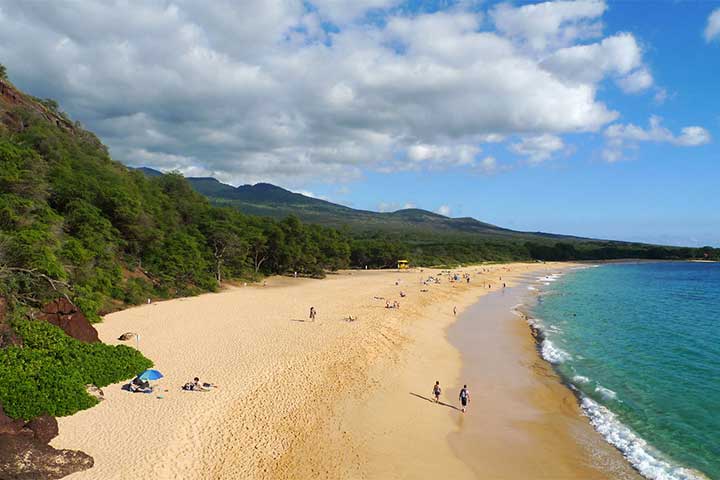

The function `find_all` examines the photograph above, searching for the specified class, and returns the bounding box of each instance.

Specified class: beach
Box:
[52,263,636,479]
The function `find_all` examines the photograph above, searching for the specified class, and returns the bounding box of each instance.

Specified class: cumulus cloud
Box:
[492,0,606,51]
[542,33,652,92]
[603,116,711,161]
[377,201,416,212]
[0,0,669,186]
[511,134,565,163]
[705,8,720,42]
[436,205,452,216]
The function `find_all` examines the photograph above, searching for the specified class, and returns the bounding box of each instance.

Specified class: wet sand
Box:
[447,278,642,479]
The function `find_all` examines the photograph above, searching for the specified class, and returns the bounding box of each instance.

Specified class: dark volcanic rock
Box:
[0,435,93,480]
[37,298,99,343]
[0,405,25,437]
[25,415,58,444]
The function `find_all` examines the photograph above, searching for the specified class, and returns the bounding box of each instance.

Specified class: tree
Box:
[0,63,7,81]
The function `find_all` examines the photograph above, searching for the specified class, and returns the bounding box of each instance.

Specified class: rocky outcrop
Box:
[0,435,93,480]
[37,298,99,343]
[0,405,93,479]
[0,405,25,437]
[25,415,58,444]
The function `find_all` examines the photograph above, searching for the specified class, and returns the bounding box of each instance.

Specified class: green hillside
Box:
[177,172,575,240]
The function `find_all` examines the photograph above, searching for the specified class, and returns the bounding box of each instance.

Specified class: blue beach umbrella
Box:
[137,369,164,381]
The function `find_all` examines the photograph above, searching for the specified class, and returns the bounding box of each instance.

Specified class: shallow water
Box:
[531,262,720,480]
[447,277,637,479]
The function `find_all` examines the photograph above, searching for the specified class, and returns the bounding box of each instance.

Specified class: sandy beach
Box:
[52,263,636,479]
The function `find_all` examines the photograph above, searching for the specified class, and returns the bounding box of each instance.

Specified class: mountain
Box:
[177,174,579,241]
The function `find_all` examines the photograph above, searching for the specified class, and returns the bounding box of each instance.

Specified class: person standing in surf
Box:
[432,381,441,403]
[459,385,470,413]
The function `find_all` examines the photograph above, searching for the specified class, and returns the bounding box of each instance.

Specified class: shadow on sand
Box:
[410,392,460,411]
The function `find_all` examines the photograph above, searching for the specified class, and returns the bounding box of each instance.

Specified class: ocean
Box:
[529,262,720,480]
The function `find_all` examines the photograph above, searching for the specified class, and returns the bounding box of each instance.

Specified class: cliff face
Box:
[0,78,76,133]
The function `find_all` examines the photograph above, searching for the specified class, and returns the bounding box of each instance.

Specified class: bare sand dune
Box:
[51,263,632,479]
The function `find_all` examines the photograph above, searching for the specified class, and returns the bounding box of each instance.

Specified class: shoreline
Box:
[447,270,641,480]
[521,266,714,480]
[51,262,628,479]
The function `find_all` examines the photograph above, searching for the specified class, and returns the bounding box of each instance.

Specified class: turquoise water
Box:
[530,262,720,480]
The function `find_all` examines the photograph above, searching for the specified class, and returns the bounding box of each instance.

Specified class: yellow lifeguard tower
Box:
[397,259,409,270]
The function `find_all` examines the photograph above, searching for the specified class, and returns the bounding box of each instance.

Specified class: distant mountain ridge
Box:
[136,167,587,242]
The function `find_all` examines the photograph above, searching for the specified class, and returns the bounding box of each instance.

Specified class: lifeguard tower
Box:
[397,259,409,270]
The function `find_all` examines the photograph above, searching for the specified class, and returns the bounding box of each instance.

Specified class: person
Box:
[309,306,316,321]
[432,381,441,403]
[183,377,216,391]
[453,306,457,315]
[130,376,152,393]
[459,385,470,413]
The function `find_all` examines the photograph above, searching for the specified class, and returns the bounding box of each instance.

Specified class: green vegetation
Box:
[0,104,353,322]
[1,68,717,324]
[185,175,720,267]
[0,314,151,420]
[0,63,6,81]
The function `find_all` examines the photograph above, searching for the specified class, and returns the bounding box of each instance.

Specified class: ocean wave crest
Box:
[572,375,590,385]
[581,397,710,480]
[541,339,571,364]
[594,385,618,400]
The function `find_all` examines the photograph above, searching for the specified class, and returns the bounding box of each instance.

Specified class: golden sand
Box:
[52,263,637,479]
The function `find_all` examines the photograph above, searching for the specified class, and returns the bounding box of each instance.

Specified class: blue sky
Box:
[0,0,718,246]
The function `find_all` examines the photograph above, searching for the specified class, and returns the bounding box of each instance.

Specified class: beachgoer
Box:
[309,306,316,321]
[459,385,470,413]
[183,377,216,391]
[433,381,441,402]
[453,306,457,315]
[130,376,152,393]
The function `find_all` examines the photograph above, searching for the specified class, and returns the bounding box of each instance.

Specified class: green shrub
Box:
[0,320,152,420]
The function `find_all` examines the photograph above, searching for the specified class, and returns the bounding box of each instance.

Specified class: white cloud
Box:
[0,0,665,186]
[377,201,415,212]
[492,0,606,52]
[616,68,653,93]
[653,87,668,105]
[406,143,480,168]
[603,116,711,161]
[511,134,565,163]
[542,33,652,92]
[478,156,498,173]
[705,8,720,42]
[437,205,452,216]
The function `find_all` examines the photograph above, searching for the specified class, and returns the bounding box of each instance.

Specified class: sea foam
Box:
[594,384,618,401]
[540,339,571,364]
[581,397,709,480]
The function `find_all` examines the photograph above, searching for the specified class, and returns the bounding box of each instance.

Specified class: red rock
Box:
[0,404,24,437]
[37,298,99,343]
[25,415,58,444]
[0,435,93,479]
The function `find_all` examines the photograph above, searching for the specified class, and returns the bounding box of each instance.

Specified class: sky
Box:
[0,0,718,246]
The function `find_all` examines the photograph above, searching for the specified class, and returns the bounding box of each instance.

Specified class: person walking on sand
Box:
[432,381,442,403]
[453,306,457,315]
[309,306,316,321]
[459,385,470,413]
